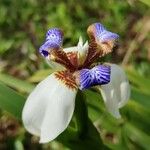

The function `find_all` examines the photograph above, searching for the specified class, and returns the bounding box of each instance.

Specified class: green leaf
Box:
[28,69,55,83]
[125,123,150,150]
[131,87,150,109]
[84,89,104,121]
[138,0,150,6]
[126,69,150,94]
[0,39,14,54]
[123,100,150,135]
[0,73,34,93]
[0,81,25,120]
[58,118,109,150]
[14,140,24,150]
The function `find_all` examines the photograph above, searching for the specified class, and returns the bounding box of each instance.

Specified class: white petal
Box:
[83,40,88,49]
[63,37,89,55]
[99,64,130,118]
[22,73,77,143]
[63,46,78,53]
[77,36,83,47]
[46,59,65,70]
[118,78,130,108]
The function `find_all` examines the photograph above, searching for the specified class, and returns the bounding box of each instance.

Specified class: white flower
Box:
[22,23,130,143]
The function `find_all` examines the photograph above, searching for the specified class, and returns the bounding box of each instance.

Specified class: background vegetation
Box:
[0,0,150,149]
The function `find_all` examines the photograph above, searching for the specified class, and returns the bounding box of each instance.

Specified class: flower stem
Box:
[75,90,88,138]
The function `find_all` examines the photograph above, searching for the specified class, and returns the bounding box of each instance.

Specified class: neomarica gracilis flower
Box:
[22,23,130,143]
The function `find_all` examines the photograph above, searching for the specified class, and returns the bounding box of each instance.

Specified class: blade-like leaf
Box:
[126,69,150,94]
[125,123,150,150]
[28,69,55,83]
[0,73,34,93]
[0,81,25,120]
[138,0,150,6]
[131,87,150,109]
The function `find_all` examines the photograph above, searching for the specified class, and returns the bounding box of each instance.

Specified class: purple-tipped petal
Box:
[87,23,119,56]
[94,23,106,34]
[39,41,60,57]
[78,65,111,90]
[94,23,119,42]
[98,31,119,42]
[39,28,63,57]
[46,28,63,46]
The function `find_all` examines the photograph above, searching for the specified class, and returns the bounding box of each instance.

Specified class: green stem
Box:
[74,90,88,138]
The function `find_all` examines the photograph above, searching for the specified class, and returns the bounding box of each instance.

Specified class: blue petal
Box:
[79,65,111,90]
[94,23,119,42]
[79,69,93,90]
[95,23,106,33]
[39,40,60,57]
[98,31,119,42]
[39,28,63,57]
[46,28,63,46]
[92,65,111,85]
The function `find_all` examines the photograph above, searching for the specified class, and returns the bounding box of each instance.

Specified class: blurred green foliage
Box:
[0,0,150,149]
